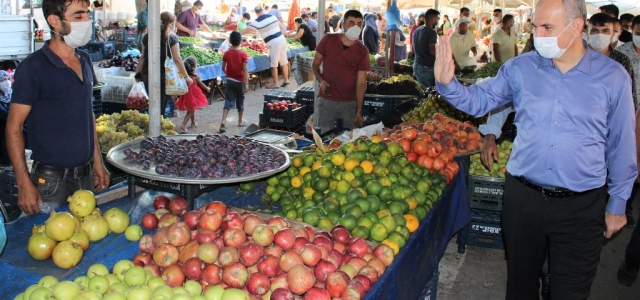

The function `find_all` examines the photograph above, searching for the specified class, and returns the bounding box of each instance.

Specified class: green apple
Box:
[126,286,151,300]
[124,225,143,241]
[221,288,250,300]
[86,264,109,278]
[170,294,192,300]
[151,286,174,298]
[88,275,109,295]
[75,290,102,300]
[173,287,190,295]
[107,282,129,294]
[102,291,127,300]
[124,266,147,287]
[51,281,81,300]
[183,280,202,296]
[73,276,90,290]
[104,274,119,286]
[22,284,38,300]
[112,260,135,281]
[203,285,225,300]
[37,275,59,288]
[146,276,166,291]
[27,287,52,300]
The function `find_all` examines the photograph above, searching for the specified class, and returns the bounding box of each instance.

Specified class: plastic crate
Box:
[0,167,20,223]
[261,102,306,132]
[102,102,127,115]
[295,86,315,116]
[467,174,505,211]
[467,231,505,250]
[420,267,439,300]
[462,208,504,250]
[362,96,409,117]
[264,89,297,103]
[86,41,116,59]
[94,67,136,104]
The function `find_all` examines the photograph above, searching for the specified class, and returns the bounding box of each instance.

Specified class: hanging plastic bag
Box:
[127,81,149,109]
[218,39,230,53]
[385,0,402,32]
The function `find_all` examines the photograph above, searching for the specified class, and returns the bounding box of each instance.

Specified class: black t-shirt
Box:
[619,30,633,43]
[412,26,438,67]
[11,42,97,168]
[298,24,316,51]
[141,33,179,77]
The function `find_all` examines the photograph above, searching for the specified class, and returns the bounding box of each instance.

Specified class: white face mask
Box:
[492,16,500,23]
[0,80,10,94]
[460,17,471,24]
[589,34,611,51]
[634,35,640,48]
[611,32,620,44]
[58,20,93,48]
[345,25,362,41]
[534,20,575,59]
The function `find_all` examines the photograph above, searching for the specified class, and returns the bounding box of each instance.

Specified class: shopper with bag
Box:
[176,57,209,133]
[137,11,193,117]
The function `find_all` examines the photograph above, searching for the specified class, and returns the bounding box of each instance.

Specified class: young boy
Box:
[220,31,249,133]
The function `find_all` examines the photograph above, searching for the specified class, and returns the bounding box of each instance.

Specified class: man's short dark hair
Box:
[272,4,278,9]
[43,0,90,28]
[193,0,203,7]
[612,18,621,25]
[493,8,502,14]
[460,7,470,14]
[633,15,640,28]
[254,6,263,13]
[502,14,514,24]
[229,31,242,46]
[588,13,613,27]
[599,4,619,18]
[343,9,363,22]
[620,13,634,23]
[301,13,308,19]
[425,9,440,21]
[311,12,317,17]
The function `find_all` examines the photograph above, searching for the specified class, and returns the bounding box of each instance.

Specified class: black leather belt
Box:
[32,161,92,179]
[513,175,598,198]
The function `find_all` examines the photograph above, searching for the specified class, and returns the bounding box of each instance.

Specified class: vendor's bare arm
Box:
[6,103,41,214]
[92,114,110,191]
[311,53,324,83]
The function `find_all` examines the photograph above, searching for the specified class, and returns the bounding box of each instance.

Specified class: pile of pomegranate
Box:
[136,196,396,299]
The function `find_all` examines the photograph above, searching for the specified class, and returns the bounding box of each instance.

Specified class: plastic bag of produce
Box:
[126,81,149,109]
[218,39,230,53]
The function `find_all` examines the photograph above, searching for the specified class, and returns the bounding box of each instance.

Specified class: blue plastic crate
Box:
[264,89,296,103]
[458,208,504,252]
[468,174,505,211]
[420,267,439,300]
[0,168,20,223]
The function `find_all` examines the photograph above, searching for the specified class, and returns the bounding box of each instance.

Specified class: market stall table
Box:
[0,158,471,299]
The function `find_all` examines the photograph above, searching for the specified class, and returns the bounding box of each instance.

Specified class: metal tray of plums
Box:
[105,134,291,185]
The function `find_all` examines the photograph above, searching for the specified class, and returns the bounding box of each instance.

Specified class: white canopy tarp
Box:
[586,0,639,13]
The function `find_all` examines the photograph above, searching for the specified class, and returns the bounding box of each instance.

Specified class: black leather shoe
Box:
[617,260,639,287]
[626,212,636,228]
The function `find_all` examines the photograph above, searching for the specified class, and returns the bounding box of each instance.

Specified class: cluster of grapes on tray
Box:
[122,134,287,179]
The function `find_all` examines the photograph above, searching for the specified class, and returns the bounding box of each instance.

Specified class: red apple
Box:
[373,244,395,266]
[246,272,270,296]
[213,236,225,250]
[197,242,219,264]
[303,226,316,242]
[293,237,309,252]
[154,195,170,210]
[270,288,294,300]
[190,230,198,241]
[270,273,289,290]
[325,271,348,297]
[167,222,191,247]
[267,217,290,231]
[141,213,158,230]
[218,246,240,267]
[291,226,309,239]
[352,275,371,292]
[326,250,344,269]
[201,264,222,285]
[367,258,386,276]
[205,201,227,217]
[287,265,315,295]
[264,245,283,258]
[183,211,201,230]
[178,240,199,264]
[362,253,374,262]
[330,226,351,244]
[168,197,188,216]
[339,264,358,279]
[243,214,264,235]
[299,244,322,267]
[139,234,155,253]
[314,259,337,282]
[280,251,303,272]
[312,236,333,251]
[158,213,179,228]
[257,254,280,278]
[346,257,367,272]
[252,224,274,247]
[222,212,244,231]
[316,244,329,260]
[183,257,204,280]
[222,262,249,288]
[153,243,179,268]
[144,262,160,277]
[315,230,332,241]
[304,287,331,300]
[199,210,223,232]
[358,266,379,283]
[162,263,186,287]
[274,228,296,250]
[239,242,264,267]
[133,252,152,266]
[223,227,247,248]
[333,241,347,255]
[348,238,370,258]
[196,229,217,244]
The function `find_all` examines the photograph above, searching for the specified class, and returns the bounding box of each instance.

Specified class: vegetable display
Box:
[469,140,513,177]
[402,94,488,126]
[180,46,223,66]
[178,37,205,44]
[97,55,139,72]
[241,40,269,54]
[366,74,425,96]
[466,62,501,79]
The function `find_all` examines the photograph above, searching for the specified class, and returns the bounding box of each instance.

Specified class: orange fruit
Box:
[403,214,419,233]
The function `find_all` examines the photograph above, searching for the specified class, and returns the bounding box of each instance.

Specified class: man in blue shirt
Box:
[7,0,110,214]
[435,0,636,298]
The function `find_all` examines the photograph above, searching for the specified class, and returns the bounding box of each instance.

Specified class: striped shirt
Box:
[249,14,284,46]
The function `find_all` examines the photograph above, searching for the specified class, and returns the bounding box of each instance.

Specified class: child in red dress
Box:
[176,56,210,133]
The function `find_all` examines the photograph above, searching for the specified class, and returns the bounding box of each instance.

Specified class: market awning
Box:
[586,0,639,13]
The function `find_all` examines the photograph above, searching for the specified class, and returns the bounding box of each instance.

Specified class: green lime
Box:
[393,213,406,227]
[317,217,335,230]
[352,226,370,239]
[337,214,358,231]
[388,231,407,248]
[357,216,374,229]
[367,195,381,212]
[379,216,396,234]
[355,198,371,213]
[344,203,364,219]
[323,198,340,212]
[370,222,389,242]
[364,212,379,224]
[365,181,383,196]
[346,189,364,203]
[302,210,320,226]
[285,209,298,219]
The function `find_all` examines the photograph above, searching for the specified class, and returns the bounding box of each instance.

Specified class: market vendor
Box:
[434,0,636,298]
[312,9,369,131]
[289,17,316,51]
[450,21,477,69]
[176,0,217,38]
[7,0,110,215]
[241,6,290,88]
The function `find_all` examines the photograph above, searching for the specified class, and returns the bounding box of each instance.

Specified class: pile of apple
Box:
[136,196,395,299]
[14,259,249,300]
[27,190,142,269]
[265,100,303,111]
